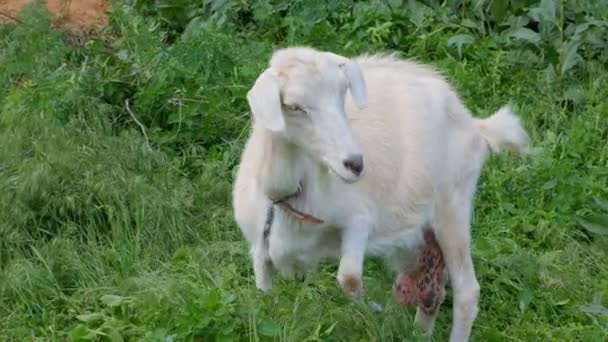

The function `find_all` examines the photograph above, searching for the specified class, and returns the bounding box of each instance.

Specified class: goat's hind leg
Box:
[433,197,480,342]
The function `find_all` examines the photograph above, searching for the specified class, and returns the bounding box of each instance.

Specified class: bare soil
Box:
[0,0,109,29]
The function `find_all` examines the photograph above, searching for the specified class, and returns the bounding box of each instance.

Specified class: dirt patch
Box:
[0,0,110,30]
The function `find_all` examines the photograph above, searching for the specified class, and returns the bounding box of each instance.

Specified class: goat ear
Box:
[247,69,285,132]
[340,60,367,110]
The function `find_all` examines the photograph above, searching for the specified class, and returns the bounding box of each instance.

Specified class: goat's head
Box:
[246,47,368,183]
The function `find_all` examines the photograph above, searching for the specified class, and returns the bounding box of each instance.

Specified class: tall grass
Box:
[1,1,607,340]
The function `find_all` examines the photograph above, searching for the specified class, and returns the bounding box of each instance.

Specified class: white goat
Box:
[232,46,530,341]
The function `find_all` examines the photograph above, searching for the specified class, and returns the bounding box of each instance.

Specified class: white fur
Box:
[232,47,530,341]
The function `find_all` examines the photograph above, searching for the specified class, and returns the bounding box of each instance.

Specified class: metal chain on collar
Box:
[263,203,274,240]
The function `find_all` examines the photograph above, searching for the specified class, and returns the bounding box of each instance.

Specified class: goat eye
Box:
[287,104,307,115]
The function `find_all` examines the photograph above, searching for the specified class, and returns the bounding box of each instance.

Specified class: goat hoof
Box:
[256,284,272,293]
[256,278,273,292]
[338,273,364,298]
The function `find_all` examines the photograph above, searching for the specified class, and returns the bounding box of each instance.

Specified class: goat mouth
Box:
[327,164,359,184]
[320,155,361,183]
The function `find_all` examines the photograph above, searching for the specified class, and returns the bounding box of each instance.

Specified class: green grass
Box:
[1,1,607,340]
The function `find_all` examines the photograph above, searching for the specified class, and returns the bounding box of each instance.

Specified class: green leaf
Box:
[447,34,475,58]
[490,1,509,22]
[529,0,557,26]
[461,19,478,29]
[100,294,125,307]
[580,303,608,315]
[518,289,533,313]
[387,0,403,9]
[407,0,427,28]
[564,85,585,105]
[573,22,592,37]
[257,319,281,337]
[107,328,125,342]
[70,324,99,341]
[510,27,541,44]
[76,312,104,323]
[594,198,608,212]
[543,63,556,83]
[576,216,608,235]
[539,0,557,25]
[323,322,338,336]
[541,179,557,190]
[560,40,582,75]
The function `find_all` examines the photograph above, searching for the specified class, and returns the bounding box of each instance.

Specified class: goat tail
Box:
[474,105,531,155]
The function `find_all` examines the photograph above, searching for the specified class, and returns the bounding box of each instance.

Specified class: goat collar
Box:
[263,183,324,239]
[272,183,324,224]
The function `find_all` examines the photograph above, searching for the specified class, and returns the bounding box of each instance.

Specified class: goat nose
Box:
[343,154,364,176]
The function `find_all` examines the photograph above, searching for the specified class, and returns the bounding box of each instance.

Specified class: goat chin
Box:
[232,46,530,341]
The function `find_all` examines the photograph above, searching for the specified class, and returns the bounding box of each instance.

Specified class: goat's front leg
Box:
[251,237,273,292]
[337,217,370,298]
